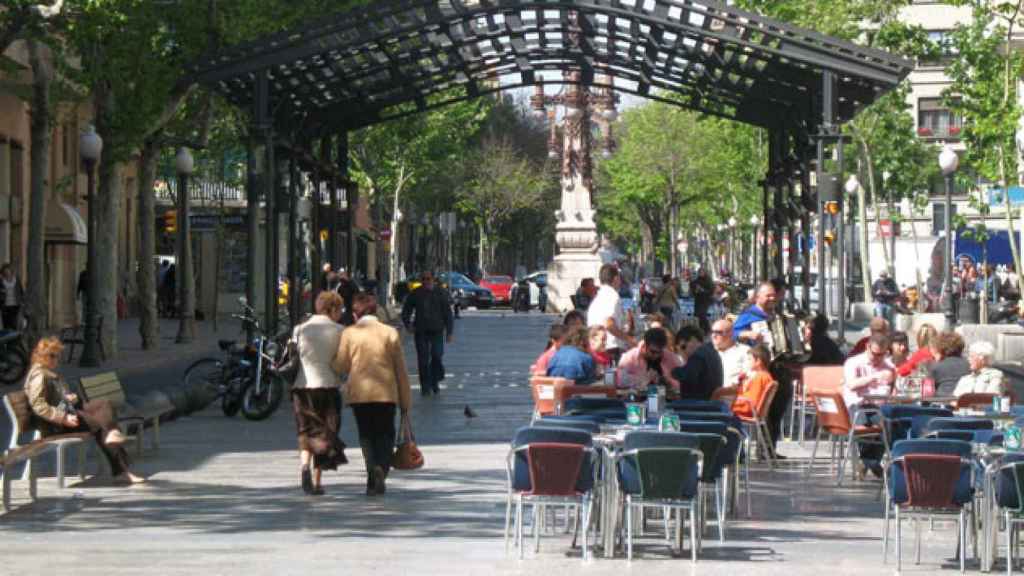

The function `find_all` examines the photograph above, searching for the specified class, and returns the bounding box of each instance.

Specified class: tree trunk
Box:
[25,40,52,343]
[478,222,488,274]
[861,143,892,275]
[137,140,159,349]
[94,87,121,358]
[907,202,927,312]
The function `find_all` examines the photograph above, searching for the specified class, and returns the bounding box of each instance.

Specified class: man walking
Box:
[690,268,714,335]
[401,271,454,397]
[872,271,899,324]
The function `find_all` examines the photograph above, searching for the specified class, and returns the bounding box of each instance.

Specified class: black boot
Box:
[300,465,313,495]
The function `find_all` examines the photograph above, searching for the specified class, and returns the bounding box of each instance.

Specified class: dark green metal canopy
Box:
[187,0,913,135]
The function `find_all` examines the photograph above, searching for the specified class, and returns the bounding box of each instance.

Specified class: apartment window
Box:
[918,98,962,139]
[920,30,957,66]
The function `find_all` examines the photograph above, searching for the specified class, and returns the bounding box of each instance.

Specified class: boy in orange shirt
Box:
[732,344,773,418]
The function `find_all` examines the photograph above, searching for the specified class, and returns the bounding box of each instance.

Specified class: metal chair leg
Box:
[896,506,902,574]
[626,499,633,561]
[690,505,698,564]
[517,499,525,559]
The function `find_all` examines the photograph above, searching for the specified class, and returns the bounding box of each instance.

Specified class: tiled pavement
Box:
[0,310,975,575]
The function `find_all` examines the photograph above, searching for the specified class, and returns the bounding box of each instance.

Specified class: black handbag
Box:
[275,325,302,384]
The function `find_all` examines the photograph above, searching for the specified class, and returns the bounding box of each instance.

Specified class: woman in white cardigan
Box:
[292,291,348,495]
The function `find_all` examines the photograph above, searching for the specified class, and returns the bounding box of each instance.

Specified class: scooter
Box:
[511,280,531,313]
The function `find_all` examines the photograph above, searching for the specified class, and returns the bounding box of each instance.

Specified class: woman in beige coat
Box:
[291,291,348,495]
[333,292,412,496]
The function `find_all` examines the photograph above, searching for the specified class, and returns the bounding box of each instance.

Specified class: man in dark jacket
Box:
[671,325,724,400]
[336,268,357,326]
[690,268,714,335]
[401,271,454,397]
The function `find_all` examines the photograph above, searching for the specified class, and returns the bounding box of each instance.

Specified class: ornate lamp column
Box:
[533,62,618,311]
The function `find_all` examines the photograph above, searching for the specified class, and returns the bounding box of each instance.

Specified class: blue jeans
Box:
[414,330,445,394]
[874,302,893,324]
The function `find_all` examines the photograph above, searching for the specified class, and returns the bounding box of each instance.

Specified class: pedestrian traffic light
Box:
[164,210,177,233]
[824,201,840,215]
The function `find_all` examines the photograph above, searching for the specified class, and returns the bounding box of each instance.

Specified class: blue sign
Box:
[987,186,1024,206]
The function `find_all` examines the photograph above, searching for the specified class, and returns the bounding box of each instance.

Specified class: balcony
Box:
[156,178,245,206]
[917,125,961,140]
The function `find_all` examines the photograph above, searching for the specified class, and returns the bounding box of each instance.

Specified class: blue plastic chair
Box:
[616,431,703,562]
[995,455,1024,575]
[534,418,601,435]
[561,397,625,415]
[883,439,974,573]
[667,399,730,414]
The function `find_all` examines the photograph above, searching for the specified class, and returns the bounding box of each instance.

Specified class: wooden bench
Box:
[2,391,90,511]
[77,372,172,455]
[59,315,106,363]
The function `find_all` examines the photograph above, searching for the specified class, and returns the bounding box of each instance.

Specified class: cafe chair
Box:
[882,439,974,574]
[674,411,749,515]
[677,422,729,541]
[925,417,995,437]
[994,455,1024,575]
[560,396,624,416]
[534,417,601,435]
[806,391,881,484]
[505,427,596,560]
[794,365,844,445]
[734,381,779,469]
[667,399,731,414]
[616,431,703,562]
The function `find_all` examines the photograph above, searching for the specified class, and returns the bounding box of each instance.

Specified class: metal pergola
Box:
[186,0,913,333]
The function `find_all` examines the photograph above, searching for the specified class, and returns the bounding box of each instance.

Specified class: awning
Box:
[45,202,87,245]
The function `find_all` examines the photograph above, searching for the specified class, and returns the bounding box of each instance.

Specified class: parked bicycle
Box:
[182,298,287,420]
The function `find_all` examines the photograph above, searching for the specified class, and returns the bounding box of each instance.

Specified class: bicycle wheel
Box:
[183,358,225,397]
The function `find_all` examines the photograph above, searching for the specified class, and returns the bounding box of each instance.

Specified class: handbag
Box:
[274,325,302,385]
[391,413,424,470]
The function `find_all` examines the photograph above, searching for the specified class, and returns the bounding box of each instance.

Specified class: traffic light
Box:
[824,230,835,245]
[164,210,177,233]
[824,201,840,215]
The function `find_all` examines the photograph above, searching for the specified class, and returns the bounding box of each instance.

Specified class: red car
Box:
[479,275,515,305]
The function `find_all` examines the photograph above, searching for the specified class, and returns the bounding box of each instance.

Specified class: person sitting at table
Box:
[842,333,895,412]
[896,323,939,377]
[532,324,567,376]
[562,310,586,330]
[546,327,597,384]
[848,317,890,359]
[803,313,844,366]
[589,325,611,372]
[890,331,910,367]
[953,341,1005,397]
[711,319,749,388]
[928,331,971,397]
[671,325,724,400]
[731,344,773,418]
[617,328,683,393]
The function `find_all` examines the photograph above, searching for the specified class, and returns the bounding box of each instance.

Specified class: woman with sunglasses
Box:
[23,337,143,483]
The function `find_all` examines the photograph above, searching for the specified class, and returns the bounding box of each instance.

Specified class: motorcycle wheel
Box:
[0,346,28,385]
[240,372,284,421]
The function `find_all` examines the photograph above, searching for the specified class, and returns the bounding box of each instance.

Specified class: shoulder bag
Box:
[275,324,302,385]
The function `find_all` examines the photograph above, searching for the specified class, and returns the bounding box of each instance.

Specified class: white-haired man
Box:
[953,341,1005,397]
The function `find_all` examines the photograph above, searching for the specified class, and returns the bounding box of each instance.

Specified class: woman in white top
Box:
[0,263,24,331]
[291,291,348,495]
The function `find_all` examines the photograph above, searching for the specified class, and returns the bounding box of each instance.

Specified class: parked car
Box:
[439,271,494,309]
[479,275,515,305]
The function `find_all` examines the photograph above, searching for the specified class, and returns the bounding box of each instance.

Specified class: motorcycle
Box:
[511,279,531,313]
[183,299,286,420]
[989,299,1020,324]
[0,330,28,385]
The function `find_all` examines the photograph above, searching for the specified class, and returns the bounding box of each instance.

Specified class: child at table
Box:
[732,345,773,418]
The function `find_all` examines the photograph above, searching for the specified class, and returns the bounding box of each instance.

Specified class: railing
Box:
[156,178,245,205]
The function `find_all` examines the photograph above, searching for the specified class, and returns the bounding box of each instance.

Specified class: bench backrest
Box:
[3,391,37,449]
[79,372,125,409]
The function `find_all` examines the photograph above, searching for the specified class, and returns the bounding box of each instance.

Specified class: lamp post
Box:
[841,174,858,339]
[939,146,959,327]
[79,125,103,367]
[749,215,760,282]
[883,170,895,277]
[728,216,738,276]
[175,147,196,343]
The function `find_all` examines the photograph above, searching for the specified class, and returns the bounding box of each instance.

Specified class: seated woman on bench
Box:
[24,337,144,484]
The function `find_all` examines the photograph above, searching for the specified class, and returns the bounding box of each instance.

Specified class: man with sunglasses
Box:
[841,332,894,477]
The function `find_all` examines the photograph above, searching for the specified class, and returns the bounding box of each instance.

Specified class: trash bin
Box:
[958,296,980,325]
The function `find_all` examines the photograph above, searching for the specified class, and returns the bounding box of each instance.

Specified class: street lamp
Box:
[939,146,959,326]
[749,215,760,282]
[79,125,103,367]
[842,175,859,324]
[175,147,196,344]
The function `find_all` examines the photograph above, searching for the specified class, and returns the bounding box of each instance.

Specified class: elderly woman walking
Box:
[334,293,412,496]
[25,337,143,483]
[291,291,348,496]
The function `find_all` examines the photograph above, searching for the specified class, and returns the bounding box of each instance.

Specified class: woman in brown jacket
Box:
[24,337,143,483]
[333,292,412,496]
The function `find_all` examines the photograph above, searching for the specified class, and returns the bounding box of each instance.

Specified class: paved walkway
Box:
[0,311,971,575]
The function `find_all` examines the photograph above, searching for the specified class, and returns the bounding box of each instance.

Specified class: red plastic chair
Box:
[734,381,779,469]
[805,390,881,484]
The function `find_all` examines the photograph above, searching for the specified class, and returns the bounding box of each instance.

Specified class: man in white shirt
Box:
[712,319,750,387]
[587,264,635,362]
[842,333,895,412]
